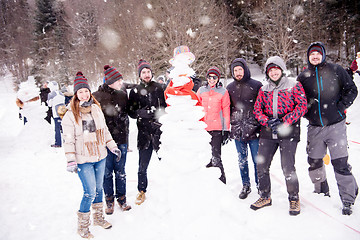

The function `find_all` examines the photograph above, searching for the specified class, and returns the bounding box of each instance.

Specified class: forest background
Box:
[0,0,359,89]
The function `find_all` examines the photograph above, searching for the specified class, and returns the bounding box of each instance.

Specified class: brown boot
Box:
[135,191,146,205]
[118,196,132,211]
[92,202,112,229]
[105,196,115,215]
[77,211,94,239]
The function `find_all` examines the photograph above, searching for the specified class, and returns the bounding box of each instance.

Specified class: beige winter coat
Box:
[62,104,117,164]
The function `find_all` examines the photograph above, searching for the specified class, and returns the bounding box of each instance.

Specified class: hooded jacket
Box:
[47,81,65,118]
[93,84,129,145]
[297,42,358,126]
[254,56,307,140]
[226,58,262,141]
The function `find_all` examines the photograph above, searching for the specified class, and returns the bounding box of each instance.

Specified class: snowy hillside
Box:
[0,69,359,240]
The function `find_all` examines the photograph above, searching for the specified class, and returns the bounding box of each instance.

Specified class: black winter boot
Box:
[239,185,251,199]
[206,161,214,168]
[218,163,226,184]
[342,202,353,215]
[320,180,330,197]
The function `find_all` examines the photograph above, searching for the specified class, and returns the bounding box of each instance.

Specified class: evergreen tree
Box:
[32,0,58,83]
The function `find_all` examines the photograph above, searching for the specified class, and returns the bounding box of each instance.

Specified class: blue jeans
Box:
[235,139,259,186]
[77,158,106,213]
[103,144,128,200]
[54,117,62,146]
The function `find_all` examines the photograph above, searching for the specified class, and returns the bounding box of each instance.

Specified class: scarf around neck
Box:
[79,104,106,156]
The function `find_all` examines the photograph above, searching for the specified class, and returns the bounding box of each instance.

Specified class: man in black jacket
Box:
[298,42,358,215]
[93,65,131,214]
[128,59,167,205]
[226,58,262,200]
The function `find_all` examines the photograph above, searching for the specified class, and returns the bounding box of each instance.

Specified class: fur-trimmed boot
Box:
[77,211,94,239]
[92,202,112,229]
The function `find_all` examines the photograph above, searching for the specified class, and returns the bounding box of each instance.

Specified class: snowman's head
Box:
[168,46,196,87]
[17,79,40,103]
[169,45,195,66]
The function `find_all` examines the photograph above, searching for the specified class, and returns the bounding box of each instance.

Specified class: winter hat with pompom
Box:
[137,59,152,77]
[350,59,358,72]
[73,72,90,93]
[104,65,123,85]
[206,66,221,80]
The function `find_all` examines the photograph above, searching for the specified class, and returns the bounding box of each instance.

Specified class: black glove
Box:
[267,118,282,134]
[222,131,231,145]
[137,108,155,119]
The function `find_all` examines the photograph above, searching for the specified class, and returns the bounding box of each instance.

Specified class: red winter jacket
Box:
[253,77,307,140]
[197,85,230,131]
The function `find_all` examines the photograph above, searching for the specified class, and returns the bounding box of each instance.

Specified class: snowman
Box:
[159,45,211,172]
[16,76,52,151]
[157,46,234,238]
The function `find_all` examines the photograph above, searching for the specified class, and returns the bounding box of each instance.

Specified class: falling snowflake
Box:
[100,28,121,50]
[155,31,164,39]
[199,15,210,25]
[143,17,155,29]
[186,28,196,38]
[293,5,304,16]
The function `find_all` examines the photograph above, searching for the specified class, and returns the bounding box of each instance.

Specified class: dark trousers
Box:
[257,138,299,200]
[54,117,62,146]
[103,144,128,201]
[208,130,222,162]
[138,143,154,192]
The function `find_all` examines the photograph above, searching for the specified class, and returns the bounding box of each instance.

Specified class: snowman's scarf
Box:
[79,105,106,156]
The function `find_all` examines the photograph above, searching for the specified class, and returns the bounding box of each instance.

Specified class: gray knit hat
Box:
[73,72,90,93]
[104,65,123,85]
[137,59,152,77]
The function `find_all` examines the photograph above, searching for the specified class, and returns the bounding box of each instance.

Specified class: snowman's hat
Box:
[169,45,195,65]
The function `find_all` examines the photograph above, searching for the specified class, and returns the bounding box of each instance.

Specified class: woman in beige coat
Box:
[62,72,120,238]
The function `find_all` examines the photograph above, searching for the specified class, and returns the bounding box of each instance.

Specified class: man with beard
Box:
[298,42,358,215]
[128,59,167,205]
[226,58,262,199]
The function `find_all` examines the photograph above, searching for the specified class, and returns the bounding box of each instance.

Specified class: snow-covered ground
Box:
[0,68,360,240]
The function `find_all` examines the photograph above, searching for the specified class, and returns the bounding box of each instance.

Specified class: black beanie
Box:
[230,58,245,79]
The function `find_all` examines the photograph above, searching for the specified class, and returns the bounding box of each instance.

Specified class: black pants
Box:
[138,143,153,192]
[208,130,222,163]
[257,138,299,200]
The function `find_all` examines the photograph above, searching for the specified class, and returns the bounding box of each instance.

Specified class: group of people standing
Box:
[59,42,358,238]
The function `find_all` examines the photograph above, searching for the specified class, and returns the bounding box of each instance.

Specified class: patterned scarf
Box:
[79,103,106,156]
